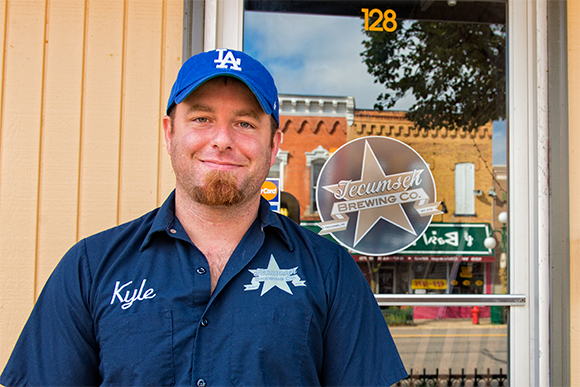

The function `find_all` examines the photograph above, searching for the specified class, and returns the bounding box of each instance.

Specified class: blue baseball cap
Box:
[166,49,279,124]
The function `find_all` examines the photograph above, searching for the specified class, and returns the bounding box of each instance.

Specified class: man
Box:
[1,49,407,386]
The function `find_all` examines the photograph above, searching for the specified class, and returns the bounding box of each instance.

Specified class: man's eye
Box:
[194,117,208,123]
[239,122,254,129]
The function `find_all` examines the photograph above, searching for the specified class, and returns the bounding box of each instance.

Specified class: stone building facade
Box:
[350,110,495,226]
[275,95,351,221]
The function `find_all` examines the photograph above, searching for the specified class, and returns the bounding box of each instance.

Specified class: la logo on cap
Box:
[214,49,242,71]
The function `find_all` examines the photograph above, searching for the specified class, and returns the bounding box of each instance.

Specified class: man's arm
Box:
[1,240,101,386]
[321,248,408,386]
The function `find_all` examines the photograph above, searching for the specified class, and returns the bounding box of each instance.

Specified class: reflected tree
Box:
[361,21,506,131]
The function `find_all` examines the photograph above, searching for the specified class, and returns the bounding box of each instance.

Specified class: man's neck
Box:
[173,188,261,292]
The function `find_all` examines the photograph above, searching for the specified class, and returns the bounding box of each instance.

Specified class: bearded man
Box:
[1,49,407,387]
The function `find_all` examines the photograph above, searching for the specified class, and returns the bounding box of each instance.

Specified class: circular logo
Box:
[316,136,441,256]
[261,181,278,201]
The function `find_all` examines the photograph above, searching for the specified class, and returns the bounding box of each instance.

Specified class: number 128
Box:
[362,8,397,32]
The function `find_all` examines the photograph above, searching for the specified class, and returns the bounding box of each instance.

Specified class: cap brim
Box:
[173,73,274,117]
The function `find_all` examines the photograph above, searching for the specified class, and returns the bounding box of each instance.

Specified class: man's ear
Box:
[162,115,172,155]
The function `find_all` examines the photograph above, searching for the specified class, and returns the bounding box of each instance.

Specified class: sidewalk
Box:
[389,317,507,330]
[388,317,509,373]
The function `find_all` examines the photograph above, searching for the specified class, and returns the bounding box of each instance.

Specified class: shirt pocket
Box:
[98,310,175,386]
[230,307,312,386]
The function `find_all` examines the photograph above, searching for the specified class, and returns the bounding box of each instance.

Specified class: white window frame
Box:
[508,1,549,385]
[305,146,329,214]
[205,0,550,384]
[270,149,289,192]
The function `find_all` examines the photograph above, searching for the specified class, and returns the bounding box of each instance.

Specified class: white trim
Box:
[275,150,289,192]
[536,0,550,384]
[204,0,217,50]
[278,95,355,126]
[305,145,329,168]
[204,0,243,51]
[509,0,549,385]
[217,0,244,50]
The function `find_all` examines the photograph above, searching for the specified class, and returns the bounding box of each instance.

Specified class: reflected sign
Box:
[316,136,442,256]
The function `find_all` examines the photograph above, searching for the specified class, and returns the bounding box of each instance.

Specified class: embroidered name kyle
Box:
[110,279,156,310]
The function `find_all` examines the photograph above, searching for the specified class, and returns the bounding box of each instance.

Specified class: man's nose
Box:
[211,122,234,151]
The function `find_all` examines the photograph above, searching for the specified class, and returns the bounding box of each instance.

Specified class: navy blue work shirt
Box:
[1,192,407,386]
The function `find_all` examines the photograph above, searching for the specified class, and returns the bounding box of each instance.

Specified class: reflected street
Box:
[389,318,508,375]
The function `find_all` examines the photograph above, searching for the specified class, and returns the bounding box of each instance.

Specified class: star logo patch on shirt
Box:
[244,255,306,296]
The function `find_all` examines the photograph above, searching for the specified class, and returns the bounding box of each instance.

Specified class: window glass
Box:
[309,159,324,213]
[245,2,508,381]
[389,305,507,383]
[455,162,476,215]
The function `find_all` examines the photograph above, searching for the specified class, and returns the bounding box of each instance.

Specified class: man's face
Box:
[163,77,281,207]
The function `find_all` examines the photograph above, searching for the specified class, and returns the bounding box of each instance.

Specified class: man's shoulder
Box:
[273,213,335,243]
[268,214,360,273]
[84,207,160,245]
[61,207,164,271]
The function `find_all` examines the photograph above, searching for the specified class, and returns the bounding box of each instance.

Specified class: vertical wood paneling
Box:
[0,0,182,372]
[0,0,8,371]
[0,0,5,174]
[569,2,580,384]
[0,0,47,369]
[35,0,85,297]
[158,0,181,204]
[118,0,164,223]
[77,0,124,239]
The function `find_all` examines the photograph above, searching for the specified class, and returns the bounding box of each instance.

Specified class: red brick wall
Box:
[278,116,347,221]
[279,110,495,225]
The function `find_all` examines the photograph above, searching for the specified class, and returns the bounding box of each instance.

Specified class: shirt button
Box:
[196,267,207,275]
[200,318,208,327]
[196,379,206,387]
[169,228,177,234]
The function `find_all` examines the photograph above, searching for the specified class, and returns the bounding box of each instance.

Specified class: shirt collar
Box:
[140,191,179,251]
[257,196,295,252]
[140,191,294,252]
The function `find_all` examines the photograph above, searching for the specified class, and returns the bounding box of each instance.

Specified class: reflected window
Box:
[455,162,475,215]
[305,145,329,213]
[244,2,509,381]
[269,149,289,191]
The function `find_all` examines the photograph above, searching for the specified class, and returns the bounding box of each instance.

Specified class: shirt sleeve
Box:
[0,240,102,387]
[321,247,408,386]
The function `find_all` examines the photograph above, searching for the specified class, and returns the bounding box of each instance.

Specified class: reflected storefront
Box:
[239,0,560,384]
[355,223,495,290]
[354,223,498,319]
[246,1,509,381]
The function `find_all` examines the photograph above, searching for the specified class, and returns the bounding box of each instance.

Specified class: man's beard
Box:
[190,170,246,206]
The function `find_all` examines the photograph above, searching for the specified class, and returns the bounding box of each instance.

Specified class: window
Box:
[455,162,475,215]
[227,0,553,383]
[305,146,329,214]
[269,149,289,191]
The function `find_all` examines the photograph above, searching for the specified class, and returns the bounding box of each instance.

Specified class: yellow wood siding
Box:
[0,0,181,369]
[570,2,580,384]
